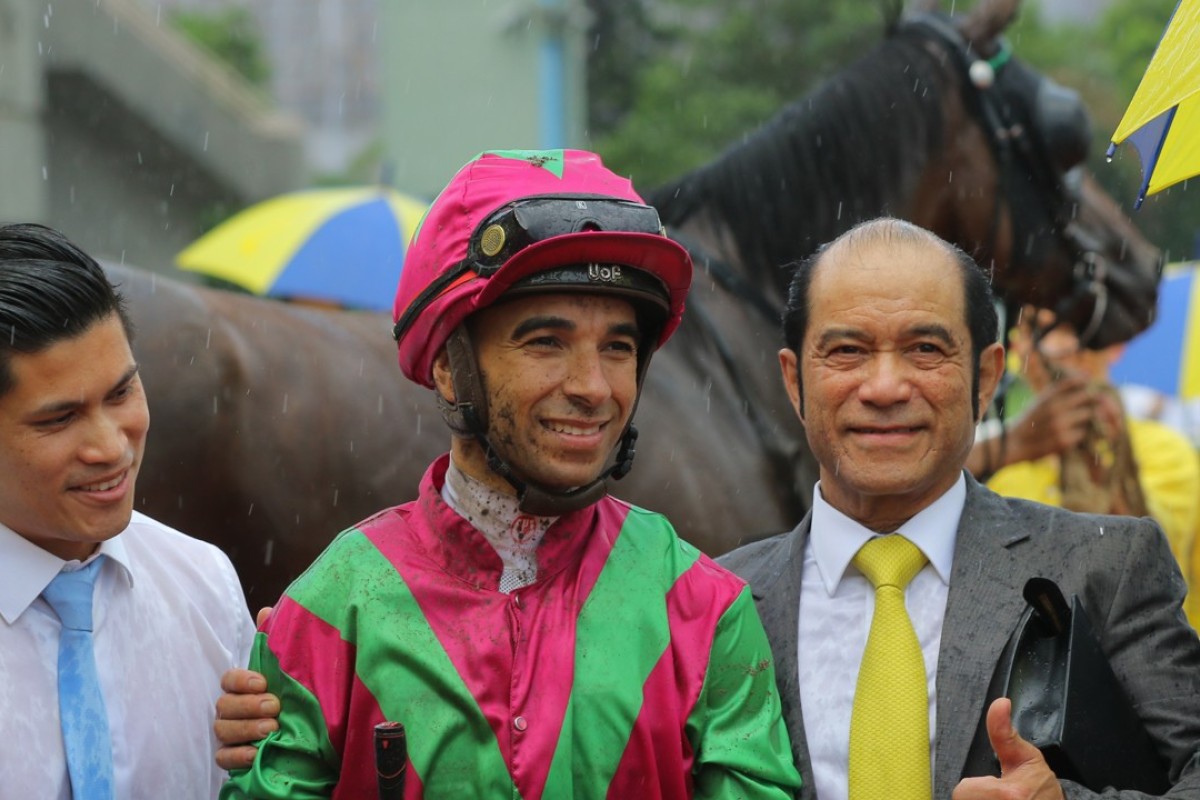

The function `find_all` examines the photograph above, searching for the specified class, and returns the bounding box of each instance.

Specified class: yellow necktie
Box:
[849,535,931,800]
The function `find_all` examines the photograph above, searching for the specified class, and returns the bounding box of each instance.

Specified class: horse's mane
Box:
[646,25,954,297]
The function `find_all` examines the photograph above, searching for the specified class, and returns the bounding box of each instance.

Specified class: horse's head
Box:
[908,0,1162,348]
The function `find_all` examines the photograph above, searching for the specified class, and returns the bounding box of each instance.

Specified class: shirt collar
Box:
[809,471,965,595]
[0,519,136,626]
[414,455,592,591]
[441,458,556,580]
[441,457,556,542]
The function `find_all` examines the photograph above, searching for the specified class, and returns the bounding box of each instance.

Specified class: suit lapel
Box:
[933,477,1032,798]
[748,515,816,800]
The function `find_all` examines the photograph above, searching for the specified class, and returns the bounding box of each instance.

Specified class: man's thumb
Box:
[988,697,1045,774]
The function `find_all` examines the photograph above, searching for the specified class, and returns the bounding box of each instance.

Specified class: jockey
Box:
[219,149,800,799]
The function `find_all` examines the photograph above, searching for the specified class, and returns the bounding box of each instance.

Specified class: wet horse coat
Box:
[115,4,1161,604]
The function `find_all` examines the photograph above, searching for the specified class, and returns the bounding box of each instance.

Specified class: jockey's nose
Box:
[562,349,615,407]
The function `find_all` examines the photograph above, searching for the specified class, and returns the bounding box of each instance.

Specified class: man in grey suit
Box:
[718,217,1200,800]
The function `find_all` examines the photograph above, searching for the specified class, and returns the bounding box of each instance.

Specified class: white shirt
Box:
[0,511,255,800]
[798,474,964,800]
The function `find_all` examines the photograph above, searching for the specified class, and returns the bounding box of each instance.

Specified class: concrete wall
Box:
[1,0,306,275]
[0,0,48,225]
[379,0,589,198]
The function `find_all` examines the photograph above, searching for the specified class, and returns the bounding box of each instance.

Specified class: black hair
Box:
[781,217,999,418]
[0,223,133,396]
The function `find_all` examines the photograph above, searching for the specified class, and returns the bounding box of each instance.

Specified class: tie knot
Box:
[853,535,927,590]
[41,557,104,631]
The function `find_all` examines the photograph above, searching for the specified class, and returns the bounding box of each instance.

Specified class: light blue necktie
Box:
[42,557,115,800]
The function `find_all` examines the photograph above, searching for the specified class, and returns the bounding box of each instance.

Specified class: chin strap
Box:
[484,425,639,516]
[438,326,646,517]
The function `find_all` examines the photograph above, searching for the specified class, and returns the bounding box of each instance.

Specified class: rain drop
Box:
[264,539,274,566]
[282,393,289,414]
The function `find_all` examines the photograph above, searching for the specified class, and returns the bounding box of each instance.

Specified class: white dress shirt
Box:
[0,511,255,800]
[798,474,965,800]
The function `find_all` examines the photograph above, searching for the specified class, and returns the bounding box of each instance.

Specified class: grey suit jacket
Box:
[718,473,1200,800]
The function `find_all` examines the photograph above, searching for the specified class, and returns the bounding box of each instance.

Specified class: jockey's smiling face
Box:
[434,292,641,496]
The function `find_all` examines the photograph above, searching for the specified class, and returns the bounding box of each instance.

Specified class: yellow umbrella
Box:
[177,186,429,310]
[1109,0,1200,206]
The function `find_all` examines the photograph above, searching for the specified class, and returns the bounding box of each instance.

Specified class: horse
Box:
[113,0,1162,604]
[646,0,1159,347]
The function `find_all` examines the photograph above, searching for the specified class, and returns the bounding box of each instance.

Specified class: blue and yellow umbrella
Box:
[177,186,428,310]
[1108,0,1200,206]
[1110,265,1200,399]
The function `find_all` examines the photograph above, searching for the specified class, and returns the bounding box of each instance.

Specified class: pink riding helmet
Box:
[392,149,693,388]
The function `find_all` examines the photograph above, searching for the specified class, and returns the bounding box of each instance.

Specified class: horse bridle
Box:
[904,13,1111,346]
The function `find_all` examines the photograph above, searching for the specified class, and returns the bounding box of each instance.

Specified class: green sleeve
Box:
[220,631,340,800]
[687,586,802,799]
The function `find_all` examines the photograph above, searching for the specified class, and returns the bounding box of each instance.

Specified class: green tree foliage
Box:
[585,0,889,187]
[171,7,271,90]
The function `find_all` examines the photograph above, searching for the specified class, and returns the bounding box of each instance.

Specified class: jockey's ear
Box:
[432,347,456,405]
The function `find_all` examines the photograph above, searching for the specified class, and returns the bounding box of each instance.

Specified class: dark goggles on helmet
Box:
[466,195,667,275]
[394,195,668,342]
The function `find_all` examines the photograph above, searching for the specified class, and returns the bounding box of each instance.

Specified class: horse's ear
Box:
[957,0,1021,52]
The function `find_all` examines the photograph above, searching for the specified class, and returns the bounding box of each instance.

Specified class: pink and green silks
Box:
[222,456,800,799]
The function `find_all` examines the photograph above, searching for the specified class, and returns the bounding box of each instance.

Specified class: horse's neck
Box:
[652,30,953,302]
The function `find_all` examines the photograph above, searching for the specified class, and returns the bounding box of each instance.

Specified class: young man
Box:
[0,224,255,798]
[219,149,800,798]
[720,218,1200,799]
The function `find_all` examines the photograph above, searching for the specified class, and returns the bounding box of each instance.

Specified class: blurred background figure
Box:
[974,308,1200,627]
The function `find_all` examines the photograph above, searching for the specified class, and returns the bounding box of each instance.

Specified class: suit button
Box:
[513,716,528,732]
